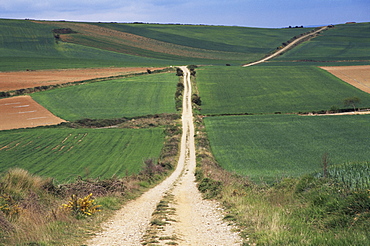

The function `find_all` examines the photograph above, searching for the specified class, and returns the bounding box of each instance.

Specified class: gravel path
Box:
[86,66,241,245]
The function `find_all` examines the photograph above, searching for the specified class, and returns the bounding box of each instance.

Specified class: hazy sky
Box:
[0,0,369,28]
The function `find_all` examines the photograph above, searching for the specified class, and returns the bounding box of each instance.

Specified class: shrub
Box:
[198,178,222,199]
[62,193,101,218]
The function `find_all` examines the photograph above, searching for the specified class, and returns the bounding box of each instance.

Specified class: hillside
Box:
[0,18,310,71]
[273,22,370,62]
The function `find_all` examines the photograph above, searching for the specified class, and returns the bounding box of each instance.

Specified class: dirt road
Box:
[87,67,241,245]
[243,26,328,67]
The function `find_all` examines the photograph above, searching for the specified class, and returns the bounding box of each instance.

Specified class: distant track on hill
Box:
[242,26,329,67]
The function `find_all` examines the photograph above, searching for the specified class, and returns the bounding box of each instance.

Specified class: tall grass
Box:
[318,161,370,190]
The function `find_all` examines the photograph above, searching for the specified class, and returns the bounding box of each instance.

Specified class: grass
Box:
[204,114,370,183]
[32,72,177,121]
[197,66,370,115]
[219,177,370,245]
[0,127,165,183]
[275,22,370,62]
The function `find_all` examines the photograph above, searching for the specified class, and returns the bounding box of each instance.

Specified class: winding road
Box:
[87,66,241,245]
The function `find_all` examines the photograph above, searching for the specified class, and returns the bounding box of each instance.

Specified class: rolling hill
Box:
[0,18,312,71]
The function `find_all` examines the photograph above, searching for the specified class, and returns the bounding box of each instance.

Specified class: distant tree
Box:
[176,68,183,76]
[147,69,152,74]
[344,96,361,111]
[192,94,202,106]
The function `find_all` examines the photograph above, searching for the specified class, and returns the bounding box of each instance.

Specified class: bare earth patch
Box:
[0,67,162,91]
[0,95,66,130]
[321,65,370,93]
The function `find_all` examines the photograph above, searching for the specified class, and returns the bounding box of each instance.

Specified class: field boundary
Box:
[0,67,172,98]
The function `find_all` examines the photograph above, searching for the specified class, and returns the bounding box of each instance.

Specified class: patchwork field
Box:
[197,66,370,115]
[0,96,66,130]
[204,114,370,182]
[0,127,165,183]
[321,65,370,93]
[0,67,163,91]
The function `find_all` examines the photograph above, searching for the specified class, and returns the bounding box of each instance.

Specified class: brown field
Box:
[0,67,163,91]
[0,95,66,130]
[321,65,370,93]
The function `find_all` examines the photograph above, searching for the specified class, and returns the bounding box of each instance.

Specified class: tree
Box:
[343,96,361,111]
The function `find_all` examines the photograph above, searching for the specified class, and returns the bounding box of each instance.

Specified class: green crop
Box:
[0,127,164,183]
[32,72,177,121]
[197,66,370,115]
[204,114,370,183]
[275,22,370,62]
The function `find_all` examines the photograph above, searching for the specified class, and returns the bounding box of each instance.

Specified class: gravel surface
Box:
[87,66,242,246]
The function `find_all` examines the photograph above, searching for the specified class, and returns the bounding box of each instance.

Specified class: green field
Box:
[197,66,370,115]
[0,127,165,183]
[0,18,313,70]
[0,19,175,71]
[32,72,177,121]
[204,114,370,182]
[97,23,310,63]
[274,22,370,62]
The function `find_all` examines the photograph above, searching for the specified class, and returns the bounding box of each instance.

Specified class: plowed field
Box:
[0,95,66,130]
[321,65,370,93]
[0,67,161,91]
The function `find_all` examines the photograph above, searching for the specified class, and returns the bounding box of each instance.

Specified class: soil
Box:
[86,67,242,245]
[0,67,161,91]
[0,95,66,130]
[320,65,370,93]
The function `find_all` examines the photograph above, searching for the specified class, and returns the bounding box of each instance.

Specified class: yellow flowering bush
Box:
[0,194,21,217]
[62,193,101,217]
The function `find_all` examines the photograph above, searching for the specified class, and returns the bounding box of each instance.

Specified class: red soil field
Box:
[0,95,66,130]
[0,67,163,91]
[321,65,370,93]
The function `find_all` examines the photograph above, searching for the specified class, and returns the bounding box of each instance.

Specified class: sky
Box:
[0,0,369,28]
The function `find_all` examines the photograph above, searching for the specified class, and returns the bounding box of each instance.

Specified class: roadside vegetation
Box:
[0,113,182,245]
[194,114,370,245]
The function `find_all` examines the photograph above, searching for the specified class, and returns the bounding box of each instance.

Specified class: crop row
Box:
[197,66,370,115]
[0,128,165,183]
[32,72,177,121]
[204,114,370,183]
